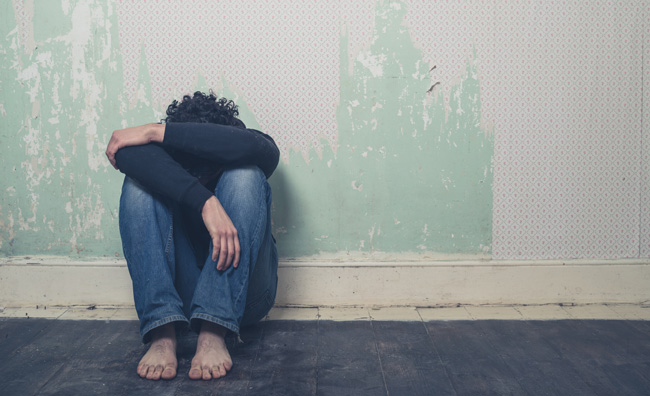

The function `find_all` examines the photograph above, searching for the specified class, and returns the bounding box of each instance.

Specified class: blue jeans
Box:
[119,166,278,343]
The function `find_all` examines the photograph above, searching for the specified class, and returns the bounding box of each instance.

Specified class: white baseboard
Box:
[1,256,649,307]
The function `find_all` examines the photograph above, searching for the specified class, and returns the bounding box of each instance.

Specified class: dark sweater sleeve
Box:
[115,144,214,213]
[162,123,280,178]
[115,123,280,213]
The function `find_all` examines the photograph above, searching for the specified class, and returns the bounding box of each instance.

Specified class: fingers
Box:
[217,236,228,270]
[105,134,119,169]
[202,200,240,271]
[225,237,235,269]
[107,152,117,169]
[213,230,240,271]
[212,236,220,262]
[105,146,116,169]
[233,233,241,268]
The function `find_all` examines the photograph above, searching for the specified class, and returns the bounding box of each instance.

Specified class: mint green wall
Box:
[272,4,492,257]
[0,1,492,258]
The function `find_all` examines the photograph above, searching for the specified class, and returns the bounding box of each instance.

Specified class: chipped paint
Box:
[0,0,492,260]
[271,0,493,257]
[1,1,127,257]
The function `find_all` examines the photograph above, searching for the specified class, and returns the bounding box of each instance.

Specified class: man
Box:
[105,91,279,380]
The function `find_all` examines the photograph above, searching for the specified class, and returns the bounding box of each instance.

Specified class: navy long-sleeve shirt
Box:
[114,122,280,213]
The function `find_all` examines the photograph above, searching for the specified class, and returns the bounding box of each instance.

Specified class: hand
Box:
[106,123,165,169]
[201,196,241,271]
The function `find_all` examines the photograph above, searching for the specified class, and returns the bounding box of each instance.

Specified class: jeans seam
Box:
[191,313,240,335]
[141,315,188,342]
[233,176,267,306]
[165,219,174,257]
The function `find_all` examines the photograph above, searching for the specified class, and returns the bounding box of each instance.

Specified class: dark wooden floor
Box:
[1,318,650,395]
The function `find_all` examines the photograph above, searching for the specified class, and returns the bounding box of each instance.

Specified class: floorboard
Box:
[246,320,319,396]
[1,320,113,395]
[317,321,387,396]
[527,320,650,395]
[423,321,529,395]
[0,318,54,362]
[35,321,171,396]
[372,321,456,396]
[475,320,594,395]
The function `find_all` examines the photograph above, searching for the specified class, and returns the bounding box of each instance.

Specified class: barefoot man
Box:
[105,92,279,380]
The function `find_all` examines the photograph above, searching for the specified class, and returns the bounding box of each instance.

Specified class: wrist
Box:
[201,196,218,216]
[148,123,165,143]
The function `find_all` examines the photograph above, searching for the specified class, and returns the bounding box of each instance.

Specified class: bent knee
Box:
[218,166,266,191]
[119,177,159,216]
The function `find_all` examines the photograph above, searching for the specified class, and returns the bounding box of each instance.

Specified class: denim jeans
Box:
[119,165,278,343]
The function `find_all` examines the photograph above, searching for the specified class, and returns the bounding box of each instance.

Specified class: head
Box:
[163,91,244,127]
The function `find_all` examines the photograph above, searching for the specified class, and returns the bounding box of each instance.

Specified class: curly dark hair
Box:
[163,91,242,126]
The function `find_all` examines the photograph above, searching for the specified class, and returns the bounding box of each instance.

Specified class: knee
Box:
[119,177,158,218]
[218,166,266,193]
[216,166,269,208]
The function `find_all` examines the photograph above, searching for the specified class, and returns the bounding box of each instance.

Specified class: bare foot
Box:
[137,324,178,380]
[189,321,233,380]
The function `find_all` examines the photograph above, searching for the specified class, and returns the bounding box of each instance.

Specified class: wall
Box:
[0,0,648,265]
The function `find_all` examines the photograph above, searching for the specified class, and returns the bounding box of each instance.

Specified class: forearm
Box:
[106,123,166,169]
[162,123,280,178]
[147,123,166,143]
[115,143,214,213]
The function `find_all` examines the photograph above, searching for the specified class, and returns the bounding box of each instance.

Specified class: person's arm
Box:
[161,122,280,178]
[113,143,214,213]
[107,122,279,271]
[115,143,240,270]
[106,122,281,178]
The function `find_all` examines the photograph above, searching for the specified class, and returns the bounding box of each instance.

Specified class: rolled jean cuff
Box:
[141,315,189,344]
[190,313,240,335]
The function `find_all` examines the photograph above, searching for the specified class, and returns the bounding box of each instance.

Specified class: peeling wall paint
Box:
[2,0,645,261]
[1,0,492,259]
[0,1,140,257]
[271,2,493,257]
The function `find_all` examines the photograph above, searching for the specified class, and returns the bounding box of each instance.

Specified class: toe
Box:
[189,366,202,380]
[211,365,224,379]
[153,365,164,380]
[202,367,212,380]
[224,360,233,372]
[147,365,160,380]
[162,365,176,380]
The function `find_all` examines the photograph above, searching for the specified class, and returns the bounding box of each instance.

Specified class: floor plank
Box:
[476,320,594,395]
[246,320,319,396]
[372,321,456,396]
[424,320,528,395]
[527,320,650,395]
[34,320,175,396]
[0,320,116,395]
[0,318,54,360]
[316,321,387,396]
